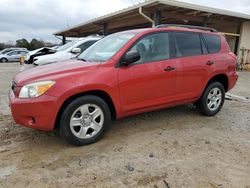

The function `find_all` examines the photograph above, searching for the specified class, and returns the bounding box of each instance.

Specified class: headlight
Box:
[19,81,55,98]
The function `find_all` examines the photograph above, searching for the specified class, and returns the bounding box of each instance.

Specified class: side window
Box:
[173,32,202,57]
[203,34,221,53]
[17,51,26,55]
[78,40,97,52]
[127,32,170,64]
[8,51,17,55]
[19,51,27,55]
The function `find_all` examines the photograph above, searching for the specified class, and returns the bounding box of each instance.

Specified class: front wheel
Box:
[59,95,111,146]
[199,82,225,116]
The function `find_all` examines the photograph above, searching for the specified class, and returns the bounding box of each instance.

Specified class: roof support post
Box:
[103,23,108,36]
[139,7,155,27]
[62,35,66,45]
[203,16,209,27]
[203,13,213,27]
[154,11,161,26]
[236,22,243,55]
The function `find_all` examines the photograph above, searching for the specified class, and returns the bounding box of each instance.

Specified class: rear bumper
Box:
[9,90,58,131]
[228,71,238,91]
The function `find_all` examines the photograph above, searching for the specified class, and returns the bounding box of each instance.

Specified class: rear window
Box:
[202,34,221,53]
[173,32,202,57]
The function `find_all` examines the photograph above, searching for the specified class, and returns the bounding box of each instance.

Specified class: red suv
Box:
[9,25,238,145]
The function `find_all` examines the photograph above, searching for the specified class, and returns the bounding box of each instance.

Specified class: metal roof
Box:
[54,0,250,37]
[159,0,250,19]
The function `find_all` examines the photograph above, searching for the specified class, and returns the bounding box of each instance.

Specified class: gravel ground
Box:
[0,63,250,188]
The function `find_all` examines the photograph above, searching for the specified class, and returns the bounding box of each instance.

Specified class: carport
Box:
[54,0,250,55]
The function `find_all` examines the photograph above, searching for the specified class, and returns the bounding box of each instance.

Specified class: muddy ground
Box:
[0,63,250,188]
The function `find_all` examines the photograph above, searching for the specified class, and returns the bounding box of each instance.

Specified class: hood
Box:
[29,47,54,55]
[25,47,56,64]
[0,54,7,58]
[33,51,75,65]
[14,60,100,86]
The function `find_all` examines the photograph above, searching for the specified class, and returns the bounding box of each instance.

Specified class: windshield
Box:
[78,32,136,62]
[56,41,77,52]
[2,49,14,54]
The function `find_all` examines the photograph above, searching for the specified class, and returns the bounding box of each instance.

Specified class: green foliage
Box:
[15,38,46,50]
[30,39,45,50]
[16,38,30,49]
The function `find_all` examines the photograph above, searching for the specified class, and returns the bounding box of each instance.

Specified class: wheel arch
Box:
[205,74,229,92]
[0,57,8,62]
[54,90,117,130]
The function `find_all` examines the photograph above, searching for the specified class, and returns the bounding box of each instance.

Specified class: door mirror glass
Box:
[71,48,81,54]
[123,51,141,66]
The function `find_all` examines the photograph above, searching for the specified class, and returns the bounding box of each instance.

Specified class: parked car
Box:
[0,50,28,62]
[0,48,27,54]
[20,47,57,65]
[50,45,61,50]
[9,25,238,146]
[20,37,102,71]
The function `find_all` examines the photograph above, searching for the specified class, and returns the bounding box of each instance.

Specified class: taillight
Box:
[228,52,238,71]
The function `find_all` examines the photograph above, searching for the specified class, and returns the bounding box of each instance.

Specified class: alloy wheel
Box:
[70,104,104,139]
[207,87,222,111]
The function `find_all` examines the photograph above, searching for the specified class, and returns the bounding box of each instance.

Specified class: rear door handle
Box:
[164,66,175,71]
[206,60,215,65]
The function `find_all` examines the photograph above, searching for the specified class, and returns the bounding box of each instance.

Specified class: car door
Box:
[118,32,176,113]
[20,51,27,57]
[172,32,212,101]
[15,51,24,60]
[7,51,19,61]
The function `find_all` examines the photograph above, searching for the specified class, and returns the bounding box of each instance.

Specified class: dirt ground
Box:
[0,63,250,188]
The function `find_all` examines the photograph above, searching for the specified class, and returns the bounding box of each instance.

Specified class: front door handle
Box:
[206,60,215,66]
[164,66,175,71]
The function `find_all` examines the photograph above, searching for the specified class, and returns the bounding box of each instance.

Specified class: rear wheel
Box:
[0,58,8,63]
[199,82,225,116]
[59,95,111,146]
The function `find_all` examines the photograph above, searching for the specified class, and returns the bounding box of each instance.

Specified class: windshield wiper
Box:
[77,58,87,61]
[77,58,100,62]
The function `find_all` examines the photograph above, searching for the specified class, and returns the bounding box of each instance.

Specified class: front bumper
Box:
[9,90,58,131]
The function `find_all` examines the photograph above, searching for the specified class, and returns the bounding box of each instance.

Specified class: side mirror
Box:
[122,51,140,66]
[71,48,81,54]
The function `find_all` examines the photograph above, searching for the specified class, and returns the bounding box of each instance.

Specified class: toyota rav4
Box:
[9,25,238,146]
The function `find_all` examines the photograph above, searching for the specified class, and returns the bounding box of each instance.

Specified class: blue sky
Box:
[0,0,249,43]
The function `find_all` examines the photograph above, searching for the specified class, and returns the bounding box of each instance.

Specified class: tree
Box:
[29,39,45,50]
[16,38,30,49]
[15,38,48,50]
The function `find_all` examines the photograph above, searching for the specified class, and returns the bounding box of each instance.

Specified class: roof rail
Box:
[155,24,217,32]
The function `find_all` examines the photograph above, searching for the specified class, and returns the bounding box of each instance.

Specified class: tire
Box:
[0,58,8,63]
[59,95,111,146]
[199,82,225,116]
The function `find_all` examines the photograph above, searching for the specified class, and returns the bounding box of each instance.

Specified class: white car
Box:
[20,36,101,71]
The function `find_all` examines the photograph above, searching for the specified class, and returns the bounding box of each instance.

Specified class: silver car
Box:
[0,50,28,63]
[0,48,27,54]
